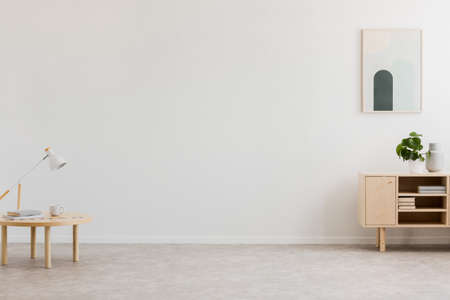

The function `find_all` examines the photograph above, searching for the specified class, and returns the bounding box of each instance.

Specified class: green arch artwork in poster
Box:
[373,70,393,111]
[361,29,422,112]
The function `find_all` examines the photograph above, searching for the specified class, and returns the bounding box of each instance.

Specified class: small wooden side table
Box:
[0,212,92,269]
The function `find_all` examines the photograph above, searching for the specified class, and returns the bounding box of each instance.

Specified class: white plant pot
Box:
[408,160,425,174]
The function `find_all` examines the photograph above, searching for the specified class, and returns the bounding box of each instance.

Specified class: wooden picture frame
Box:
[361,29,422,113]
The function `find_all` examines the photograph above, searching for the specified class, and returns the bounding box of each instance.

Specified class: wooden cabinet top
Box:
[360,172,450,177]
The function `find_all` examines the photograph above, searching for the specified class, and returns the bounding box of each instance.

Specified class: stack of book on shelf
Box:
[418,186,446,194]
[398,197,415,211]
[5,209,42,220]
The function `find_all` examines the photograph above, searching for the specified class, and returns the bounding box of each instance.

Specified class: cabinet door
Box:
[365,176,396,225]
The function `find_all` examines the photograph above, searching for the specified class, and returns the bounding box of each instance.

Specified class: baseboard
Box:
[5,235,450,244]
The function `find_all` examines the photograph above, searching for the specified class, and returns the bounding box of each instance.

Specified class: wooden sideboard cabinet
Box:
[358,173,450,251]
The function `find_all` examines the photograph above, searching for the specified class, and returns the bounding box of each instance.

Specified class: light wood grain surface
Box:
[360,172,450,176]
[365,177,396,225]
[0,212,92,227]
[30,226,36,258]
[45,226,51,268]
[359,173,450,251]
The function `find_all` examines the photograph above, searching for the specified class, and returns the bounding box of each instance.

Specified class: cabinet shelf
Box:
[398,211,446,225]
[398,208,446,212]
[397,223,447,227]
[398,193,447,197]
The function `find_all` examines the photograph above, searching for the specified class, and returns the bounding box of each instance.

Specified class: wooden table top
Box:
[0,212,92,227]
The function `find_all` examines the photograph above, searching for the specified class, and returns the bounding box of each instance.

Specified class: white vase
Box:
[408,160,425,174]
[426,143,444,172]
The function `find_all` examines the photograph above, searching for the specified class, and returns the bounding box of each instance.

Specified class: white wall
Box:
[2,0,450,244]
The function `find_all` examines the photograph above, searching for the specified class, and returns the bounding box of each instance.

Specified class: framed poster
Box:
[362,29,422,112]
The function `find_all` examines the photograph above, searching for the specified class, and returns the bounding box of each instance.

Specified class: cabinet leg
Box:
[73,225,79,262]
[379,227,386,252]
[45,226,51,269]
[1,226,7,265]
[376,228,380,248]
[30,226,36,259]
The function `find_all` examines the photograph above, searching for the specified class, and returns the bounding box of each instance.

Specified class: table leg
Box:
[73,225,79,262]
[45,226,51,269]
[30,226,36,259]
[1,226,7,265]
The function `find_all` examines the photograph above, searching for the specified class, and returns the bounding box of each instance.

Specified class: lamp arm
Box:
[0,155,48,201]
[0,190,8,200]
[13,155,48,187]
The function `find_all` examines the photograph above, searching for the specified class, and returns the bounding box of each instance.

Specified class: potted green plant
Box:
[396,131,426,173]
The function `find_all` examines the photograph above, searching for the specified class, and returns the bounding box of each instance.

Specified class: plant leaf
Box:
[401,148,411,161]
[410,137,421,150]
[398,132,424,161]
[396,144,403,156]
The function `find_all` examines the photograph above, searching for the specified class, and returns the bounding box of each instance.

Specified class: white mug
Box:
[49,204,64,216]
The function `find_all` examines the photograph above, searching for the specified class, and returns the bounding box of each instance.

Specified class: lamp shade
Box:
[45,148,67,170]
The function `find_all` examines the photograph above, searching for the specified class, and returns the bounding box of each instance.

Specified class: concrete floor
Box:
[2,244,450,299]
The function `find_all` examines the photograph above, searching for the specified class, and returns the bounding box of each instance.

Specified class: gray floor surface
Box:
[1,244,450,300]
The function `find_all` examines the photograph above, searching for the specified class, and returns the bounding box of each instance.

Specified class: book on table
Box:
[5,214,44,220]
[6,209,42,217]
